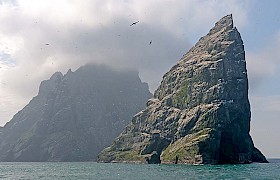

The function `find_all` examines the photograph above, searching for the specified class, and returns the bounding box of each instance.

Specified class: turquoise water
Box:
[0,160,279,180]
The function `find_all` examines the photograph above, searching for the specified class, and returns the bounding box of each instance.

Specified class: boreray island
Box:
[0,15,268,165]
[98,14,268,164]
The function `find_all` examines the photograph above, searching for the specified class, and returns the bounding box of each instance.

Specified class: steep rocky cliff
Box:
[98,15,268,164]
[0,65,152,161]
[0,127,2,140]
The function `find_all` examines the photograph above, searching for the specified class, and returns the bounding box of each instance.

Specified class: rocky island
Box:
[98,15,268,164]
[0,65,152,161]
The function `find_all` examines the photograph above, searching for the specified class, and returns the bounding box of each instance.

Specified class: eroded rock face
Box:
[0,65,152,162]
[98,15,268,164]
[0,127,2,140]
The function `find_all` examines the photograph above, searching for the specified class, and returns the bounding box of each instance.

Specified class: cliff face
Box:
[0,127,2,140]
[98,15,268,164]
[0,65,152,161]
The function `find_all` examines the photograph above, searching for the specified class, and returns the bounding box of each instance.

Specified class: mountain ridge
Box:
[0,64,152,161]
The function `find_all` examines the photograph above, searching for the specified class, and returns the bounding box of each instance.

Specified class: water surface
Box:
[0,160,279,179]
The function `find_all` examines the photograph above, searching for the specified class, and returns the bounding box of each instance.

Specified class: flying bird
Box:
[130,21,139,26]
[149,40,152,45]
[45,43,50,46]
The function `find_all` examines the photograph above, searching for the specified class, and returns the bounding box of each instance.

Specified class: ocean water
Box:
[0,160,279,180]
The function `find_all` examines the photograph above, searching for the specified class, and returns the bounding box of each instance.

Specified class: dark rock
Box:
[0,65,152,162]
[98,14,268,164]
[145,151,161,164]
[0,127,2,140]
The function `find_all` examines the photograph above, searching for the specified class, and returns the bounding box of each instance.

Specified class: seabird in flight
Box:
[130,21,139,26]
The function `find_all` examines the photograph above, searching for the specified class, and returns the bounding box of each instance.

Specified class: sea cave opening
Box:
[218,131,236,164]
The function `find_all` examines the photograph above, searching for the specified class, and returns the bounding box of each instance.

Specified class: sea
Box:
[0,159,279,180]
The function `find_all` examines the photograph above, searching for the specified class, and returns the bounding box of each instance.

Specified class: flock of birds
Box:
[44,20,152,46]
[130,21,152,45]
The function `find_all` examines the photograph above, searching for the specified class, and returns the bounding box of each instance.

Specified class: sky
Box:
[0,0,279,158]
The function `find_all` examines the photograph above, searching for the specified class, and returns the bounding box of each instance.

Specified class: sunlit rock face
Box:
[0,65,152,161]
[98,15,268,164]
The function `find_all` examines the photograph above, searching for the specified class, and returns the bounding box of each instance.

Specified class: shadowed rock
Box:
[98,14,268,164]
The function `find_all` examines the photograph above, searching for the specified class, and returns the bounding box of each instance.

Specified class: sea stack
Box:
[98,14,268,164]
[0,65,152,162]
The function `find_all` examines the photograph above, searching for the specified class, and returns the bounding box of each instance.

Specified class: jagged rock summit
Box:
[0,65,152,161]
[98,15,268,164]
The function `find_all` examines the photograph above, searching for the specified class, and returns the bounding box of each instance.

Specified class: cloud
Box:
[250,95,280,113]
[246,31,280,91]
[0,61,25,126]
[250,95,280,157]
[0,0,251,125]
[247,30,280,157]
